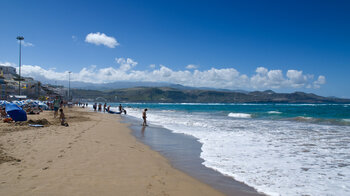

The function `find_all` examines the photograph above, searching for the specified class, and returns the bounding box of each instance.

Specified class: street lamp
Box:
[68,71,71,101]
[16,36,24,96]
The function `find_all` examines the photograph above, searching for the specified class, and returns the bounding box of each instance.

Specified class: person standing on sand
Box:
[103,103,107,112]
[98,103,102,112]
[119,104,123,112]
[53,96,61,118]
[142,108,148,126]
[93,103,97,111]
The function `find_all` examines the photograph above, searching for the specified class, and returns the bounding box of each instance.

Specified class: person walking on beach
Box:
[53,96,61,118]
[119,104,123,112]
[98,103,102,112]
[103,103,107,112]
[93,103,97,111]
[142,108,148,126]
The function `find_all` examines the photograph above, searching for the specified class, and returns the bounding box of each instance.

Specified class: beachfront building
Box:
[0,65,43,99]
[0,64,68,100]
[41,84,67,99]
[0,78,15,99]
[0,65,16,75]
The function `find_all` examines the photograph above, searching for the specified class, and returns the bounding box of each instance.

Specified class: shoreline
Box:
[123,115,262,196]
[0,107,224,195]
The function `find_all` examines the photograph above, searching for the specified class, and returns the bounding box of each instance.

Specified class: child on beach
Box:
[59,109,69,127]
[1,107,7,118]
[142,108,148,126]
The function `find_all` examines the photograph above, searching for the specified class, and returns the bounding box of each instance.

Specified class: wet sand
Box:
[0,107,224,196]
[126,117,262,196]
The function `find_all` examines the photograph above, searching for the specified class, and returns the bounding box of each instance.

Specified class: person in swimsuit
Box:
[142,108,148,126]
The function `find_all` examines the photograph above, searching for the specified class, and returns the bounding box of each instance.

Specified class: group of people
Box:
[24,105,43,115]
[91,102,148,127]
[92,103,127,115]
[1,102,44,123]
[77,102,88,108]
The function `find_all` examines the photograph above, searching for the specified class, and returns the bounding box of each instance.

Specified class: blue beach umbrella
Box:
[38,102,48,109]
[5,103,27,122]
[12,100,24,107]
[0,100,8,107]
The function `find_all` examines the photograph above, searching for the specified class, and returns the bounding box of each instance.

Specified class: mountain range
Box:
[70,87,350,103]
[37,78,350,103]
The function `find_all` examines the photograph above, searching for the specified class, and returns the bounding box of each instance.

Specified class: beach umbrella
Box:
[12,100,24,107]
[5,103,27,122]
[38,102,48,109]
[0,100,8,107]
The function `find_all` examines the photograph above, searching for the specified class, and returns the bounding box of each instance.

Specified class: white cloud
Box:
[251,67,285,88]
[72,35,77,41]
[149,64,156,69]
[4,60,326,90]
[0,61,17,67]
[313,75,326,89]
[85,32,119,48]
[186,64,198,69]
[21,64,70,80]
[115,57,137,71]
[250,67,324,89]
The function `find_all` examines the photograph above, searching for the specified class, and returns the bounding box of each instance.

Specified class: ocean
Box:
[106,103,350,196]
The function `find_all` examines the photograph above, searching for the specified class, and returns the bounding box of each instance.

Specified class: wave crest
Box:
[228,113,251,118]
[268,111,282,114]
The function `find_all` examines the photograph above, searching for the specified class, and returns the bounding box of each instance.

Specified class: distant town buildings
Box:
[0,64,68,100]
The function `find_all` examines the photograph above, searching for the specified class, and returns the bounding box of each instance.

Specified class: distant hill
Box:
[71,87,350,103]
[41,79,249,93]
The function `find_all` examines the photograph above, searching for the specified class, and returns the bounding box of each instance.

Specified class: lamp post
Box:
[68,71,71,101]
[16,36,24,96]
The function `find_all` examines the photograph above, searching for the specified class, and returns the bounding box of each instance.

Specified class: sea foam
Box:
[228,113,252,118]
[268,111,282,114]
[123,106,350,196]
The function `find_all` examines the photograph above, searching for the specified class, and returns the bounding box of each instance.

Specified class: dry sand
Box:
[0,107,224,196]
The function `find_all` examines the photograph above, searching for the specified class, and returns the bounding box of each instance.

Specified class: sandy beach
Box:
[0,107,226,196]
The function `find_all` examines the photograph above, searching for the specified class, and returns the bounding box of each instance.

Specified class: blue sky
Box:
[0,0,349,97]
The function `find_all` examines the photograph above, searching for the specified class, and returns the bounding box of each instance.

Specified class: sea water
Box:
[107,103,350,196]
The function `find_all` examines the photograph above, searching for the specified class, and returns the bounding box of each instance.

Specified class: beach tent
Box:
[5,103,27,122]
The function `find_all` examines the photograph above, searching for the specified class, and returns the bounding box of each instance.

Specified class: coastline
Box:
[0,107,224,195]
[123,115,262,196]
